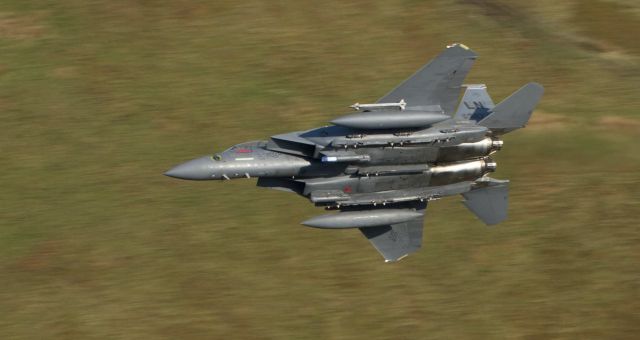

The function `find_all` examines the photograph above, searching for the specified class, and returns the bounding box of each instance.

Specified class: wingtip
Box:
[528,82,545,93]
[445,43,477,56]
[447,42,469,50]
[384,254,409,263]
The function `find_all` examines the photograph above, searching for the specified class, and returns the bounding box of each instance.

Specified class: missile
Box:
[350,100,406,111]
[331,110,450,130]
[301,209,423,229]
[321,152,371,163]
[321,154,370,163]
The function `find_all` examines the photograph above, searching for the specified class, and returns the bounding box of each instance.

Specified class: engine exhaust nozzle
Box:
[491,139,504,151]
[485,158,497,172]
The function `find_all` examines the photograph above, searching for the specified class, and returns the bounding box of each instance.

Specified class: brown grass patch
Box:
[526,111,573,130]
[50,66,77,79]
[0,12,46,40]
[598,115,640,133]
[14,240,60,272]
[572,0,640,55]
[471,238,526,266]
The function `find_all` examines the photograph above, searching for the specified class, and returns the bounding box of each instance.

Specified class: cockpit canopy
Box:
[213,141,267,161]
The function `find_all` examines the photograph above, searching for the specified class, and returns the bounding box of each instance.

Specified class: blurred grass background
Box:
[0,0,639,339]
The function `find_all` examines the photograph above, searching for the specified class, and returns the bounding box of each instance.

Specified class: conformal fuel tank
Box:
[301,209,423,229]
[331,110,450,129]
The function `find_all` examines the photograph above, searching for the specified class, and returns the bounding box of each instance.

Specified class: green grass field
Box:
[1,1,639,338]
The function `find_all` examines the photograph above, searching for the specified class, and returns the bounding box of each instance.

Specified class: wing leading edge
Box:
[377,44,477,114]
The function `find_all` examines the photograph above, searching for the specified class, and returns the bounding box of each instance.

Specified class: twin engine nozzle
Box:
[485,158,497,172]
[491,139,503,152]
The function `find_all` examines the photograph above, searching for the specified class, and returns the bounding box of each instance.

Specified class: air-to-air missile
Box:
[165,43,544,262]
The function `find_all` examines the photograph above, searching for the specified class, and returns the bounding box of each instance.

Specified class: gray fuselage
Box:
[165,137,499,203]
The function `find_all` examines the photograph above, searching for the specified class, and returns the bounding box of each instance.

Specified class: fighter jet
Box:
[165,43,543,262]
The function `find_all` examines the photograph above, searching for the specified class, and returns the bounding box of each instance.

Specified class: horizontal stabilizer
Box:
[477,83,544,134]
[462,179,509,225]
[356,202,427,262]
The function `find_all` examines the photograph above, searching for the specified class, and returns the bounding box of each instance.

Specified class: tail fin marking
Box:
[454,84,495,121]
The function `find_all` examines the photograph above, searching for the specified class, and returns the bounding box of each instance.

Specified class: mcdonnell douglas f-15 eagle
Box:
[165,44,544,262]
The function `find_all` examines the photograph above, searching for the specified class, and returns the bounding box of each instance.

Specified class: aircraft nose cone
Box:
[164,156,214,180]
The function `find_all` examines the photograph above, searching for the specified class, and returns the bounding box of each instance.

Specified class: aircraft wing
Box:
[353,201,428,262]
[377,44,477,114]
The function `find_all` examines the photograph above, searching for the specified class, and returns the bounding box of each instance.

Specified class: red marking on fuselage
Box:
[343,185,352,194]
[235,148,253,153]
